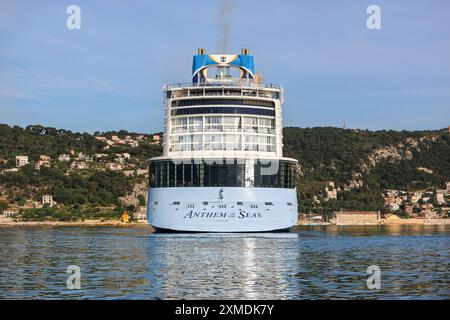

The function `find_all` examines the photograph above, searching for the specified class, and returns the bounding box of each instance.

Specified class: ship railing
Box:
[165,80,281,90]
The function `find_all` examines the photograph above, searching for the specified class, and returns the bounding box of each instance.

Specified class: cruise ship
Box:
[147,48,298,232]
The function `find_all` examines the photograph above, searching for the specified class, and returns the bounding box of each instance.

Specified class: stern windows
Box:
[149,160,297,189]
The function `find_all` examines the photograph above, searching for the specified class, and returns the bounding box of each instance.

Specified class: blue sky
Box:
[0,0,449,133]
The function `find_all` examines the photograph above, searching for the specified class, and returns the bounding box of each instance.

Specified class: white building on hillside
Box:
[1,210,17,217]
[42,195,56,207]
[15,156,29,168]
[58,154,71,161]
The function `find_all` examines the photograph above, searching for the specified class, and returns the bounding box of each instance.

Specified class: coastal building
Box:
[405,205,414,215]
[70,161,88,170]
[34,201,42,208]
[419,203,436,218]
[423,210,438,219]
[120,211,130,223]
[136,169,148,176]
[310,215,323,222]
[421,203,434,211]
[384,195,402,211]
[325,181,337,200]
[40,155,51,161]
[35,160,50,170]
[35,155,51,170]
[115,156,125,164]
[410,193,422,204]
[58,154,71,161]
[123,170,134,177]
[42,195,56,207]
[436,191,446,205]
[75,152,85,160]
[1,210,17,217]
[150,134,161,145]
[105,163,122,171]
[440,207,450,217]
[332,211,380,225]
[15,156,29,168]
[133,206,147,221]
[115,153,131,163]
[74,152,92,162]
[34,195,56,208]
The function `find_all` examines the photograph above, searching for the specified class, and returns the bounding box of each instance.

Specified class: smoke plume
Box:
[218,0,232,53]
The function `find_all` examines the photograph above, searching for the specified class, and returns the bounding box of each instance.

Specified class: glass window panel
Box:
[161,162,168,187]
[176,164,183,187]
[168,162,175,187]
[243,117,257,125]
[184,164,192,187]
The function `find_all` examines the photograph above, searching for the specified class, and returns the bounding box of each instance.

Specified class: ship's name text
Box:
[182,210,262,219]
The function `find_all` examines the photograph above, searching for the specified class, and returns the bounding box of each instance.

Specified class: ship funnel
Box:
[198,48,206,55]
[241,48,249,55]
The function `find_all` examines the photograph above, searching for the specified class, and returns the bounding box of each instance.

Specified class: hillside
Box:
[0,123,449,220]
[283,127,450,216]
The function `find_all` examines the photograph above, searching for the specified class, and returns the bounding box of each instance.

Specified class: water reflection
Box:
[147,233,299,299]
[0,226,448,299]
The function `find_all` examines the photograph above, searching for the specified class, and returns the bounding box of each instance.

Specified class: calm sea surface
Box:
[0,225,448,299]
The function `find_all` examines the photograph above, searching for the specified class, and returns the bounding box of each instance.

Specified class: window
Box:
[206,116,221,124]
[171,98,275,108]
[171,107,274,117]
[149,160,296,189]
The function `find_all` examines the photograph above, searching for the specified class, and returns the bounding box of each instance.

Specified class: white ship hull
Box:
[147,187,298,232]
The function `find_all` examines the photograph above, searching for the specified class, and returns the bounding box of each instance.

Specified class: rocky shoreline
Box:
[0,218,154,229]
[296,218,450,226]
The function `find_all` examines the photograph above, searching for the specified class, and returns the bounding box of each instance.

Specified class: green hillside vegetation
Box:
[0,123,449,220]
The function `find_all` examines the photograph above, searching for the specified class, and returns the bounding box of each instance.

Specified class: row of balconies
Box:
[166,88,280,100]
